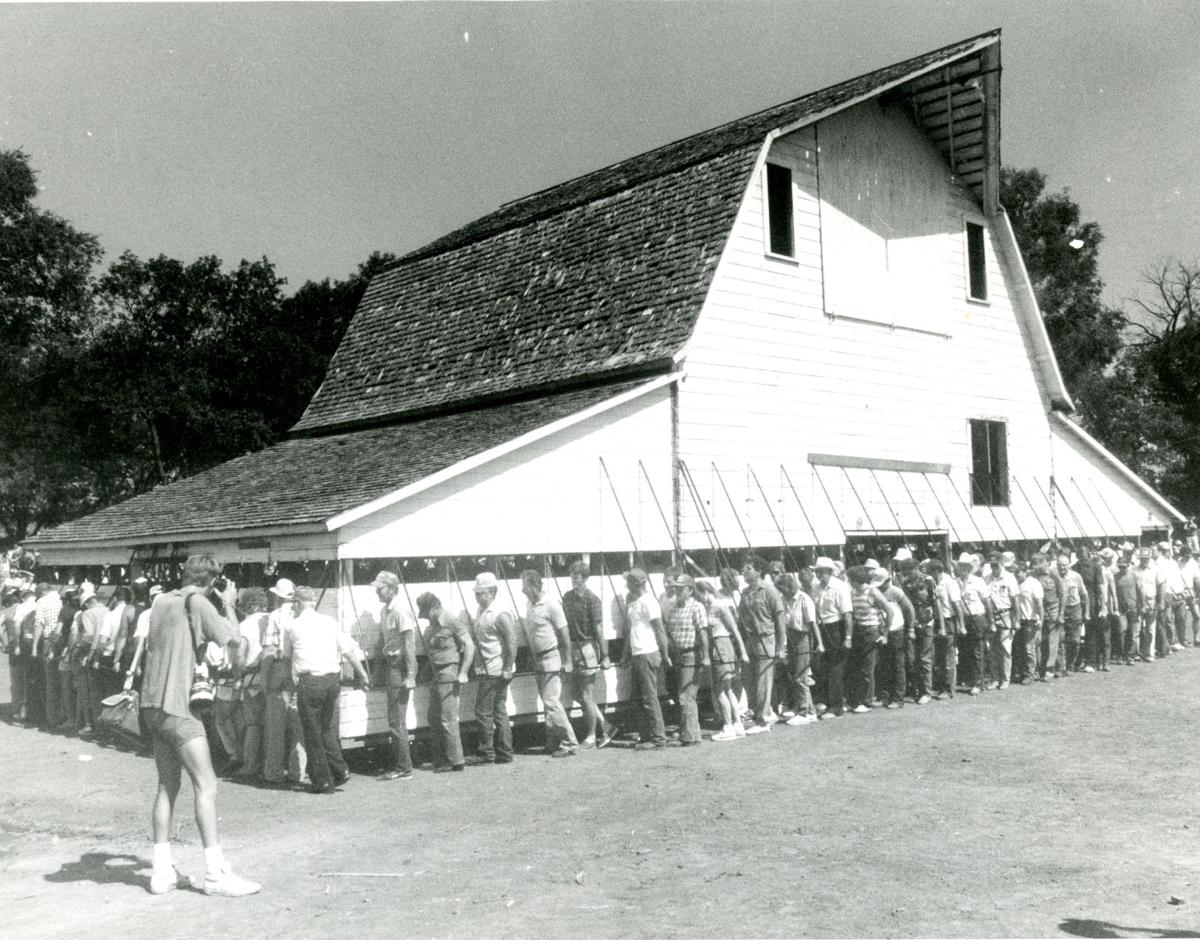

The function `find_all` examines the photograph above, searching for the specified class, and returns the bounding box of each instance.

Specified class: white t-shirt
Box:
[284,607,353,680]
[936,574,962,619]
[623,593,663,657]
[1017,576,1044,621]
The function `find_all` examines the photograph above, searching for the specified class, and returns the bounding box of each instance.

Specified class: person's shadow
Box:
[44,852,199,893]
[1059,918,1200,938]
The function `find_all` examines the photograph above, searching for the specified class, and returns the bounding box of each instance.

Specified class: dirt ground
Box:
[2,657,1200,940]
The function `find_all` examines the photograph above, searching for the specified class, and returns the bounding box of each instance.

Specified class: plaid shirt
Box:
[664,598,706,651]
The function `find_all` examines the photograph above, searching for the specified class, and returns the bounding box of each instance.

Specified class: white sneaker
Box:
[149,866,192,895]
[916,694,931,705]
[852,704,870,714]
[780,709,796,719]
[733,723,747,738]
[204,862,261,898]
[785,714,812,726]
[745,723,770,735]
[712,727,739,742]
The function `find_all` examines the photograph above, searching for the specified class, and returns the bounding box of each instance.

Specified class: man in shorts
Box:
[140,555,259,897]
[561,562,615,749]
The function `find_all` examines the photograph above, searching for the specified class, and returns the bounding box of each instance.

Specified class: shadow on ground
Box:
[1060,917,1200,938]
[44,852,157,892]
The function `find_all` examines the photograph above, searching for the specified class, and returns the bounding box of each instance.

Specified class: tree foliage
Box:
[0,148,395,546]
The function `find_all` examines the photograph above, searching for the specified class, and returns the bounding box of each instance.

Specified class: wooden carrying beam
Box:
[808,453,951,475]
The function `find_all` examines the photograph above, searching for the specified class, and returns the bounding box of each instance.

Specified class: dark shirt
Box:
[901,573,938,626]
[738,582,784,637]
[1076,558,1105,607]
[1036,569,1064,618]
[1114,569,1140,615]
[562,587,603,646]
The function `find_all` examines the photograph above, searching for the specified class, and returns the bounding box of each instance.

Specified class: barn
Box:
[25,30,1186,736]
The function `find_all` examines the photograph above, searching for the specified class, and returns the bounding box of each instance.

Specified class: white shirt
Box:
[1017,576,1044,621]
[936,573,962,618]
[984,570,1020,612]
[283,607,354,680]
[814,577,852,624]
[1157,557,1186,595]
[622,592,663,657]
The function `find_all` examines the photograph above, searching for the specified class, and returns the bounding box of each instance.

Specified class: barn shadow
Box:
[1059,917,1200,938]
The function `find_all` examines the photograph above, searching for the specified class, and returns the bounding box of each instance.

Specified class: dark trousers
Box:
[1016,620,1040,681]
[818,621,847,714]
[962,613,989,688]
[906,626,934,698]
[295,672,347,789]
[882,632,906,704]
[630,652,666,744]
[849,630,878,708]
[428,662,464,767]
[473,675,513,762]
[42,657,65,728]
[384,670,414,774]
[935,631,957,696]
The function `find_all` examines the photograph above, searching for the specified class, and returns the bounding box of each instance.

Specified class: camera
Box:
[213,575,228,592]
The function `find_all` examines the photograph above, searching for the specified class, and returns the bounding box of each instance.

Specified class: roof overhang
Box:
[323,373,681,531]
[1051,412,1186,524]
[769,31,1001,212]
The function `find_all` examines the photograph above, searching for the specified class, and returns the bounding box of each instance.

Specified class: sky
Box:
[3,1,1198,309]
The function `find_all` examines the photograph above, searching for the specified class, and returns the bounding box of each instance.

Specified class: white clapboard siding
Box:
[336,387,673,557]
[676,96,1169,547]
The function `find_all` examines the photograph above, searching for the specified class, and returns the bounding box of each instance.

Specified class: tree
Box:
[1000,167,1124,390]
[0,150,103,544]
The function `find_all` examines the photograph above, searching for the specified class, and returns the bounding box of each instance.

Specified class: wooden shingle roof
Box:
[31,382,644,546]
[293,30,1000,435]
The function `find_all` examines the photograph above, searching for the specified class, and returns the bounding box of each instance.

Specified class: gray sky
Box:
[3,1,1198,309]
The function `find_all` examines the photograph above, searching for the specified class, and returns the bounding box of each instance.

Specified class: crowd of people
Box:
[3,539,1199,897]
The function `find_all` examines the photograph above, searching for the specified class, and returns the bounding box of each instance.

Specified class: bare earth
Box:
[2,657,1199,939]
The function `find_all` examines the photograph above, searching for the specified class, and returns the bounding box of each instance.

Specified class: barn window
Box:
[966,221,988,301]
[765,163,794,258]
[970,419,1008,506]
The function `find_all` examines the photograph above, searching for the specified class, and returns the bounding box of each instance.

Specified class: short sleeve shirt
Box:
[664,598,706,650]
[739,582,784,637]
[427,611,471,667]
[984,570,1019,611]
[142,586,236,719]
[562,588,603,646]
[936,574,962,619]
[787,592,816,633]
[1017,576,1044,620]
[959,575,989,616]
[525,598,567,655]
[814,578,852,624]
[380,597,416,656]
[470,604,512,677]
[624,593,663,657]
[284,608,352,677]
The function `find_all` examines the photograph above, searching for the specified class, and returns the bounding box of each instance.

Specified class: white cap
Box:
[864,558,880,571]
[814,556,838,571]
[893,547,913,562]
[269,578,296,600]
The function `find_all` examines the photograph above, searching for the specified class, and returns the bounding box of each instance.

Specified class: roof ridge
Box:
[387,28,1000,272]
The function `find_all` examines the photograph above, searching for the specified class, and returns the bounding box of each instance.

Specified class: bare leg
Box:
[177,736,220,849]
[151,737,183,845]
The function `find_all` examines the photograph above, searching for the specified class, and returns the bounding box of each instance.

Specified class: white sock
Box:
[204,846,225,877]
[152,842,173,873]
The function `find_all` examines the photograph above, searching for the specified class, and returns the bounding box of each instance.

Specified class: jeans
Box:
[671,649,702,743]
[992,610,1014,684]
[787,631,815,717]
[744,632,776,724]
[1164,598,1188,647]
[1089,614,1112,667]
[818,621,848,713]
[240,690,265,776]
[9,654,27,719]
[882,631,906,703]
[963,613,989,688]
[849,631,878,708]
[1043,620,1065,675]
[1064,606,1084,669]
[295,672,347,789]
[213,695,245,762]
[934,631,957,697]
[1017,620,1040,680]
[473,675,512,762]
[42,657,65,727]
[385,669,415,773]
[907,626,934,699]
[263,689,307,783]
[428,662,464,767]
[630,652,666,744]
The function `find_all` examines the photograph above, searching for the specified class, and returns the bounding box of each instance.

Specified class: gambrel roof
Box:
[293,30,1004,435]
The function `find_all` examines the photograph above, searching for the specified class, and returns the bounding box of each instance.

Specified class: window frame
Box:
[965,220,989,303]
[969,417,1009,507]
[763,161,796,262]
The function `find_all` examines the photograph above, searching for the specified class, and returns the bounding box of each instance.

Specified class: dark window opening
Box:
[966,221,987,301]
[766,163,794,258]
[970,418,1009,506]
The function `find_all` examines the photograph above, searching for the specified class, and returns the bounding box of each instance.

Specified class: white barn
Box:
[26,30,1184,736]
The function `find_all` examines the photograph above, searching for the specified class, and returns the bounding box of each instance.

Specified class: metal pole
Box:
[779,465,821,547]
[1089,478,1131,543]
[805,464,848,561]
[839,465,883,541]
[946,473,987,546]
[638,459,681,559]
[598,456,645,568]
[867,468,908,537]
[680,459,732,572]
[920,472,964,545]
[749,465,799,571]
[1052,477,1095,548]
[1012,475,1053,547]
[1033,476,1075,550]
[711,462,753,549]
[1072,478,1114,544]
